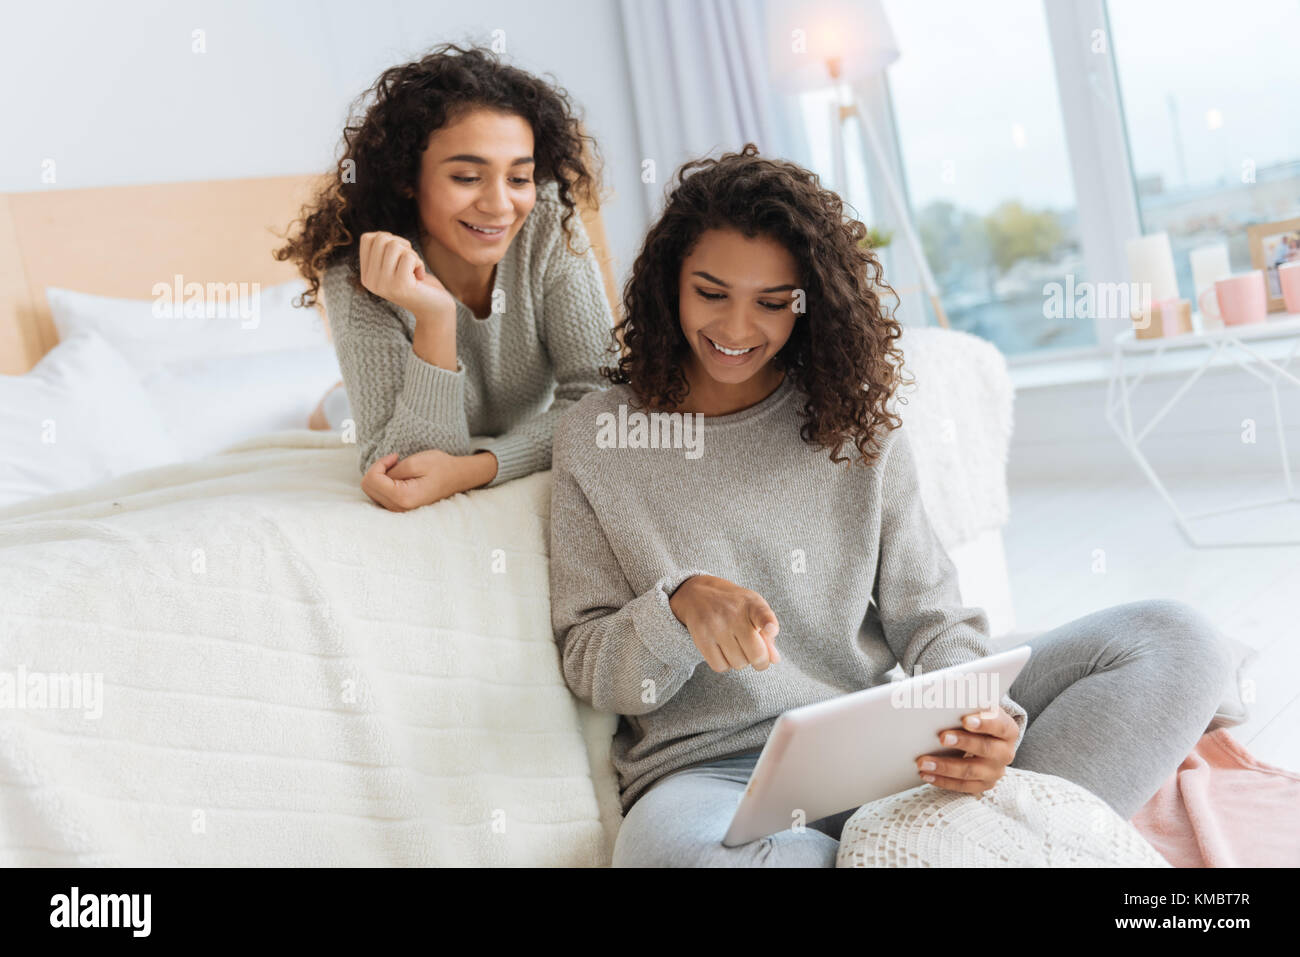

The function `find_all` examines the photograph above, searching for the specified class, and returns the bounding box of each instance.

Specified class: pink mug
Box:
[1198,271,1267,326]
[1279,261,1300,315]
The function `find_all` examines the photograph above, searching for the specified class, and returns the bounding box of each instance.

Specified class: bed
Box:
[0,176,627,866]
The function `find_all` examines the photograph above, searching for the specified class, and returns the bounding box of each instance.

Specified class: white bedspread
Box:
[892,326,1014,548]
[0,431,621,866]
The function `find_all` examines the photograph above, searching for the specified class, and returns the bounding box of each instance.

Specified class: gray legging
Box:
[611,598,1234,867]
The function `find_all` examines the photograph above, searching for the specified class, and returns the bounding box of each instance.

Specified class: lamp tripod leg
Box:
[929,291,950,330]
[851,93,951,330]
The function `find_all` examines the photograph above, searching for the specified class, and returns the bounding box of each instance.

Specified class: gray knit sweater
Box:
[548,376,1028,813]
[321,182,614,486]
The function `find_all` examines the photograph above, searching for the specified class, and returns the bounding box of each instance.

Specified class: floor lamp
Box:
[770,0,950,328]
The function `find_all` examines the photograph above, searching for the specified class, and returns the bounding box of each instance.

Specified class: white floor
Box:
[1002,470,1300,774]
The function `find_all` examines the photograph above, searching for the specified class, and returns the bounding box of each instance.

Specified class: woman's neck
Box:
[419,234,496,318]
[675,359,786,417]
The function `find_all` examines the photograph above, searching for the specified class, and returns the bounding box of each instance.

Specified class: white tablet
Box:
[722,645,1031,847]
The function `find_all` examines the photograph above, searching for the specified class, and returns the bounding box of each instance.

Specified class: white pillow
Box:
[46,280,327,372]
[139,345,342,460]
[0,334,177,508]
[837,768,1171,867]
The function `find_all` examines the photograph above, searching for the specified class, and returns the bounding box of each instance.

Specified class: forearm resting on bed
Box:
[361,448,499,512]
[453,450,498,490]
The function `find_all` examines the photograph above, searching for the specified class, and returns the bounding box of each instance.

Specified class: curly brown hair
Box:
[605,144,911,467]
[275,43,600,308]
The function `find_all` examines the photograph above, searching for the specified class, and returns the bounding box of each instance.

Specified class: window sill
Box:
[1007,312,1300,391]
[1008,354,1110,390]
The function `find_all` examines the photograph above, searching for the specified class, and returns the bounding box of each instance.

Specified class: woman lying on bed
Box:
[278,44,613,511]
[548,145,1235,867]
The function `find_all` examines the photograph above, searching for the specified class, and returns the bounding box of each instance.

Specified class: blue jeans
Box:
[610,599,1233,867]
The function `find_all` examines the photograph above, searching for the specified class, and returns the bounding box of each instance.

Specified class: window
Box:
[1107,0,1300,300]
[793,0,1093,356]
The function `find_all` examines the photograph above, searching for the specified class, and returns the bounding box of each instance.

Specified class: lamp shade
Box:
[767,0,900,93]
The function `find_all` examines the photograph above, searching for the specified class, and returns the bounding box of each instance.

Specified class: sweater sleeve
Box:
[322,266,473,473]
[870,426,1028,747]
[471,209,613,487]
[549,427,707,715]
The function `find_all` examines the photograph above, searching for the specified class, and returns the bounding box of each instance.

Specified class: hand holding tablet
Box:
[917,703,1021,795]
[722,645,1031,846]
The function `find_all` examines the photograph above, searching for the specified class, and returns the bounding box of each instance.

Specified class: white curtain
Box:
[617,0,926,325]
[617,0,801,214]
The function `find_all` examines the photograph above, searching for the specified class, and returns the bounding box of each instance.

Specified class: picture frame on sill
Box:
[1247,217,1300,313]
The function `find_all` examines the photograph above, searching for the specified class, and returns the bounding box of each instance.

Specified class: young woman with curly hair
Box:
[277,44,614,510]
[548,145,1233,866]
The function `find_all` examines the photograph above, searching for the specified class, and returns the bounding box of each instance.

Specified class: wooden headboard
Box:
[0,176,620,375]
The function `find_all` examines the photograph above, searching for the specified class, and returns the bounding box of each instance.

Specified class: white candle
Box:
[1189,243,1231,297]
[1188,243,1231,328]
[1126,232,1180,303]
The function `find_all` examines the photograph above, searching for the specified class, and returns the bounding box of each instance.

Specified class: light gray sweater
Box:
[549,376,1028,813]
[321,182,614,486]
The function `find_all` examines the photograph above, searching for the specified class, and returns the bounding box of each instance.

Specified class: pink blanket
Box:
[1130,730,1300,867]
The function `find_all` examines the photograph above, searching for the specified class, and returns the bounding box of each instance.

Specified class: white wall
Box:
[1010,366,1300,483]
[0,0,648,278]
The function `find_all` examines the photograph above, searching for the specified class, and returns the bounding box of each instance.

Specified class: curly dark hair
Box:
[605,144,911,467]
[275,43,601,308]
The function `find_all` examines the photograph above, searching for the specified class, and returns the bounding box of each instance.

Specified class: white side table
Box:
[1105,313,1300,547]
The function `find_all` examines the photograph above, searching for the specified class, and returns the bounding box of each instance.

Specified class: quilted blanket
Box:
[0,430,621,866]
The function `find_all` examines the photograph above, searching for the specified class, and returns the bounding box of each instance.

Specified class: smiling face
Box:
[677,228,801,405]
[414,107,537,271]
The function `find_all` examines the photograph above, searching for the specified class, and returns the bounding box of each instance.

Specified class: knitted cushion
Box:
[836,768,1171,867]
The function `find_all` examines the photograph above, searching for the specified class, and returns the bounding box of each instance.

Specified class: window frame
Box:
[1034,0,1140,364]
